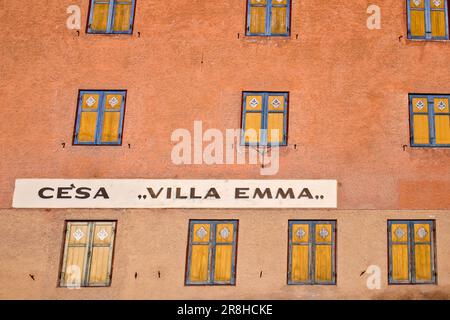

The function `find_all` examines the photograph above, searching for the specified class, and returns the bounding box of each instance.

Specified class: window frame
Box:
[240,91,289,147]
[407,0,449,40]
[185,220,238,286]
[287,220,337,285]
[87,0,137,34]
[409,93,450,147]
[59,220,117,288]
[245,0,291,37]
[73,90,127,146]
[388,220,437,285]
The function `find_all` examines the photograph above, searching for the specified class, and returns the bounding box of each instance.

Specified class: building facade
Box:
[0,0,449,299]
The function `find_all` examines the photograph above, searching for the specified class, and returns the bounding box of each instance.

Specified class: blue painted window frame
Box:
[185,220,238,286]
[74,90,126,146]
[388,220,436,285]
[241,91,289,147]
[288,220,337,285]
[407,0,449,40]
[409,94,450,147]
[87,0,137,34]
[246,0,291,36]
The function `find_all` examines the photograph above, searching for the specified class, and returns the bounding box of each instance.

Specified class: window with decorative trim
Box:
[185,220,238,285]
[288,221,336,285]
[87,0,136,34]
[409,94,450,147]
[74,90,126,145]
[246,0,291,36]
[59,221,116,287]
[407,0,449,40]
[241,91,288,146]
[388,220,436,284]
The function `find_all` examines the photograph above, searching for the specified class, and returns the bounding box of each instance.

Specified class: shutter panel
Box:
[249,0,267,34]
[270,0,288,35]
[214,223,235,282]
[189,223,211,282]
[412,98,429,145]
[88,222,115,286]
[244,95,263,144]
[267,113,284,144]
[314,224,333,282]
[91,0,111,32]
[100,93,123,143]
[413,223,433,281]
[391,223,410,281]
[434,98,450,144]
[409,0,426,37]
[291,224,310,282]
[113,0,133,32]
[77,93,100,143]
[61,222,90,286]
[430,0,447,37]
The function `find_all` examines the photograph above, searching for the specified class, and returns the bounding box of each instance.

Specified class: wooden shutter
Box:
[413,223,433,282]
[430,0,447,37]
[77,93,100,143]
[411,97,430,145]
[391,223,410,282]
[213,223,235,283]
[291,223,310,282]
[267,95,285,144]
[244,94,263,144]
[314,223,333,282]
[434,98,450,145]
[249,0,267,34]
[61,222,90,286]
[409,0,426,37]
[188,223,211,282]
[87,222,116,286]
[100,93,123,143]
[270,0,288,34]
[113,0,134,32]
[90,0,111,32]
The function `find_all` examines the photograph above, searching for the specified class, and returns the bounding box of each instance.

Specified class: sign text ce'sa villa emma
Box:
[12,179,338,209]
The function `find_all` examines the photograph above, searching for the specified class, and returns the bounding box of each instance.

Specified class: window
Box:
[409,94,450,147]
[87,0,136,34]
[388,220,436,284]
[241,92,288,146]
[74,90,126,145]
[186,220,238,285]
[407,0,449,40]
[246,0,290,36]
[60,221,116,287]
[288,221,336,285]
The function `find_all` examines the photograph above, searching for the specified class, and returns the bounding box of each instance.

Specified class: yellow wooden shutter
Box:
[314,224,333,282]
[88,222,115,286]
[189,223,211,282]
[244,95,263,143]
[291,223,310,282]
[113,0,133,32]
[271,0,288,34]
[413,223,433,281]
[249,0,267,34]
[391,223,410,281]
[434,98,450,145]
[78,93,100,143]
[91,0,111,32]
[267,95,285,144]
[409,0,426,37]
[412,97,429,144]
[430,0,447,37]
[62,223,90,286]
[214,223,235,282]
[100,94,122,143]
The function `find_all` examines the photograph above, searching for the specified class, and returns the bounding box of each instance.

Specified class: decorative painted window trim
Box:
[246,0,291,36]
[87,0,137,34]
[407,0,449,40]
